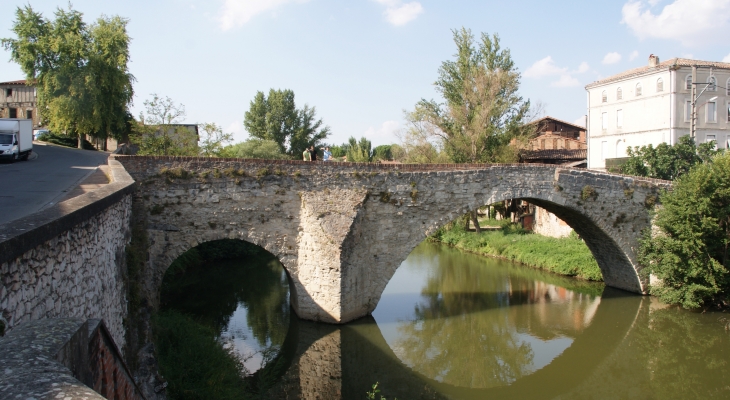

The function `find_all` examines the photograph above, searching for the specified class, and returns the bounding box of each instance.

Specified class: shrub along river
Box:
[157,240,730,399]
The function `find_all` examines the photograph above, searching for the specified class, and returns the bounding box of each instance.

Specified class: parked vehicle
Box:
[0,119,33,162]
[33,129,50,141]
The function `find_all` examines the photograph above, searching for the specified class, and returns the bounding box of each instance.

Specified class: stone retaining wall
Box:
[0,160,135,349]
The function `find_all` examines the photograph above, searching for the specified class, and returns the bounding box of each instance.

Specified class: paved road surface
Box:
[0,142,109,225]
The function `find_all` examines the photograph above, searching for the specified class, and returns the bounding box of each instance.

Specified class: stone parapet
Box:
[0,159,135,348]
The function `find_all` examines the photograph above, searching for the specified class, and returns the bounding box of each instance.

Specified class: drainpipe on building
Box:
[669,67,674,145]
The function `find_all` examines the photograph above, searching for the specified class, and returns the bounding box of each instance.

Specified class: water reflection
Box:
[374,242,603,388]
[160,255,289,372]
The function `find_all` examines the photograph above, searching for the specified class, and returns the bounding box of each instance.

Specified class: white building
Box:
[585,55,730,170]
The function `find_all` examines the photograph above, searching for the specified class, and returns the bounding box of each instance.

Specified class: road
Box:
[0,142,109,225]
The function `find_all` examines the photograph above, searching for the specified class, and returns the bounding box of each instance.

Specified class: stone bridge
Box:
[116,156,671,324]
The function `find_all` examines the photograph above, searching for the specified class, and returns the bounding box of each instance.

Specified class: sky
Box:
[1,0,730,146]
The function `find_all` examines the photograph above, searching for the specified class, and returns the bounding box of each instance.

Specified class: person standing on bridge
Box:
[308,146,318,162]
[303,147,311,161]
[322,146,332,161]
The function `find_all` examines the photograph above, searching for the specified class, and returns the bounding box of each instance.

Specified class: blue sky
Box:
[2,0,729,145]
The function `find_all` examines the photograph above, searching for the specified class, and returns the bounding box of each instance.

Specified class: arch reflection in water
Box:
[373,242,604,389]
[159,239,290,373]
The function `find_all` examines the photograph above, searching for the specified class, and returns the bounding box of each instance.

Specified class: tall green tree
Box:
[346,136,372,162]
[621,135,721,180]
[243,89,330,157]
[641,152,730,309]
[198,123,233,157]
[2,5,134,149]
[132,94,198,156]
[410,28,531,163]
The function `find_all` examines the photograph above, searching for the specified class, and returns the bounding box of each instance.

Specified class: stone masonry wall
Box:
[115,156,671,324]
[533,206,574,238]
[0,160,135,349]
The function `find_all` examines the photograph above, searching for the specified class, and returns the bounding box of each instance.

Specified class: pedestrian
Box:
[322,146,332,161]
[303,147,311,161]
[308,146,318,162]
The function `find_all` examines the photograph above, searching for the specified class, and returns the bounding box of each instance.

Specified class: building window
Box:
[686,100,692,122]
[553,138,558,149]
[616,87,622,100]
[601,90,607,103]
[602,112,608,130]
[707,101,717,123]
[686,74,693,90]
[9,108,17,118]
[26,109,32,120]
[601,141,608,161]
[656,78,664,92]
[727,102,730,122]
[617,109,623,128]
[636,83,642,96]
[5,88,12,97]
[707,76,717,91]
[727,79,730,96]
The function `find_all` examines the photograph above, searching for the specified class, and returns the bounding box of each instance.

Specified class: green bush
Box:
[640,152,730,309]
[37,133,96,150]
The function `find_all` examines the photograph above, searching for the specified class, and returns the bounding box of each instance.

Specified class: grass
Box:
[431,220,603,282]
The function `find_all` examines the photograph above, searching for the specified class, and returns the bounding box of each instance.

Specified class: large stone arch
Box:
[115,156,669,324]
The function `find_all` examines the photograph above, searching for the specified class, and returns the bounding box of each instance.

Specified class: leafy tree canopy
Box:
[409,28,532,163]
[198,123,233,157]
[621,135,721,180]
[219,139,290,160]
[131,94,198,156]
[641,152,730,309]
[2,5,134,147]
[346,136,372,162]
[243,89,330,158]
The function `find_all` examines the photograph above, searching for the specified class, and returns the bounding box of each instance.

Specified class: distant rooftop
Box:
[586,57,730,89]
[0,79,29,85]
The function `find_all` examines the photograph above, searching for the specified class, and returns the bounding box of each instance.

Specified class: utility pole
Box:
[690,66,697,139]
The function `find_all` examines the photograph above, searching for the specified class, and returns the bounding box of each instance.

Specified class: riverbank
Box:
[430,221,603,281]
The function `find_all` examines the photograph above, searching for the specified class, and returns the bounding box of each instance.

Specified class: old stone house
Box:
[0,80,40,128]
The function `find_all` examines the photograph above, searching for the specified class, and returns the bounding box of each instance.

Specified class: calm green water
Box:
[167,241,730,399]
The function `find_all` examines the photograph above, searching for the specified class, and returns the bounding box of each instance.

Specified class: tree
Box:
[132,94,198,156]
[219,139,289,160]
[640,152,730,309]
[198,123,233,157]
[2,5,134,149]
[372,145,394,162]
[243,89,330,157]
[346,136,372,162]
[621,135,721,180]
[410,28,532,163]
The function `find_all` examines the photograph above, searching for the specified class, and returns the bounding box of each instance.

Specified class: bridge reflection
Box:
[262,288,641,399]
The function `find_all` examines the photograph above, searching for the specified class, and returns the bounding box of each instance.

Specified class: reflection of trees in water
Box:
[160,249,290,348]
[394,243,602,388]
[632,305,730,399]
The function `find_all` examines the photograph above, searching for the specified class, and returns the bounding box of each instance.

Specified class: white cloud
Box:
[551,75,581,88]
[621,0,730,46]
[629,50,639,61]
[723,53,730,63]
[524,56,567,78]
[219,0,310,31]
[681,53,695,59]
[573,116,586,128]
[575,62,590,73]
[602,52,622,64]
[373,0,424,26]
[365,120,401,145]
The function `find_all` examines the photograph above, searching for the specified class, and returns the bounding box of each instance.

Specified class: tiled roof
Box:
[0,79,28,85]
[529,116,586,131]
[585,58,730,88]
[520,149,587,161]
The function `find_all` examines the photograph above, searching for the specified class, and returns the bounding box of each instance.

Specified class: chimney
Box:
[648,54,659,67]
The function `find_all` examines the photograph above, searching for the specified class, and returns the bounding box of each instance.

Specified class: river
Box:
[160,241,730,399]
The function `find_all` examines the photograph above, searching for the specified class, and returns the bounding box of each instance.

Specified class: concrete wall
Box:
[116,156,670,324]
[0,160,135,349]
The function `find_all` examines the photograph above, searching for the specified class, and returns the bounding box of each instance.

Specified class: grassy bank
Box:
[431,221,603,282]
